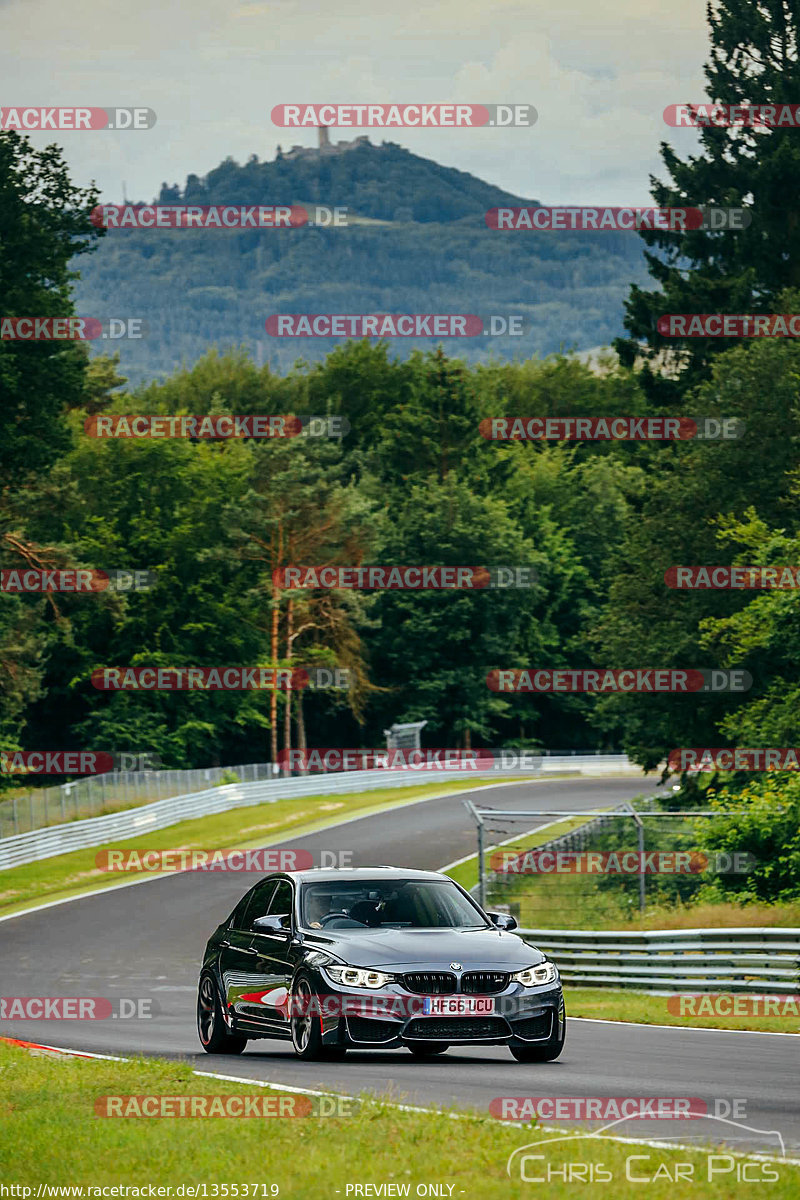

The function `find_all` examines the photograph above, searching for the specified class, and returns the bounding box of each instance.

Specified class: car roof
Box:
[269,867,451,885]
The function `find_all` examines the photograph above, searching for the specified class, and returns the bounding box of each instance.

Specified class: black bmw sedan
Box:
[197,866,565,1062]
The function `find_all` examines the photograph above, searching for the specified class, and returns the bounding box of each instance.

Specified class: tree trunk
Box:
[270,599,279,768]
[284,596,294,773]
[297,688,307,775]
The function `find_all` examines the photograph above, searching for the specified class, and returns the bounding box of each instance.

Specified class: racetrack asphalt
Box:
[1,776,798,1157]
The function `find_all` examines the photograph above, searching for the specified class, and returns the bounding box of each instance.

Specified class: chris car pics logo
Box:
[505,1115,785,1184]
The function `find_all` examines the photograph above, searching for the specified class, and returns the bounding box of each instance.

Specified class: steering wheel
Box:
[317,912,349,926]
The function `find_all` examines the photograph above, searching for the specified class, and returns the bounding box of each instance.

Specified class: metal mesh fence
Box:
[479,801,744,927]
[0,763,277,838]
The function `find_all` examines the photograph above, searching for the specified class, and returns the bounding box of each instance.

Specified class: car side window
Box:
[240,880,277,929]
[228,893,252,929]
[267,879,294,928]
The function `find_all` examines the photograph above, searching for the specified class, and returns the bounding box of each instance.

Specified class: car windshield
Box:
[300,879,489,931]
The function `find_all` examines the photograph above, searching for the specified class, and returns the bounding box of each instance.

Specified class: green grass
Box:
[1,1043,796,1197]
[486,876,800,932]
[444,806,800,932]
[445,814,594,890]
[0,778,509,919]
[565,987,800,1034]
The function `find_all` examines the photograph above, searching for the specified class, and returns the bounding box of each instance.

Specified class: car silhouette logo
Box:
[450,962,462,970]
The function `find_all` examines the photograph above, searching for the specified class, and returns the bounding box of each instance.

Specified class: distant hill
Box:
[73,138,649,385]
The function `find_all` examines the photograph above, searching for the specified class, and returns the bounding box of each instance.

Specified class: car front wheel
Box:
[197,973,247,1054]
[291,974,345,1060]
[510,1015,566,1063]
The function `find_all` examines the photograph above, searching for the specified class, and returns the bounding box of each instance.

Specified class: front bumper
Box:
[313,978,565,1048]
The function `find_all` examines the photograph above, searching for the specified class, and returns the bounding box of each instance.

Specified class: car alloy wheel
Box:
[197,972,247,1055]
[291,973,345,1060]
[198,975,216,1043]
[291,976,317,1056]
[510,1008,566,1062]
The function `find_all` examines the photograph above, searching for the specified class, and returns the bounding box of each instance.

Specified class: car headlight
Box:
[512,961,559,987]
[324,966,394,988]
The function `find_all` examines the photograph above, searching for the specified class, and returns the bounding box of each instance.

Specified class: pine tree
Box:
[616,0,800,398]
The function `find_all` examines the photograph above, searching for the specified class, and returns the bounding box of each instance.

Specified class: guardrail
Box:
[0,754,641,871]
[0,750,640,839]
[0,762,278,839]
[519,926,800,993]
[0,768,477,871]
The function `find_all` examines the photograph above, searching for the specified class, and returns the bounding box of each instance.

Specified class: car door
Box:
[249,878,297,1034]
[221,878,276,1022]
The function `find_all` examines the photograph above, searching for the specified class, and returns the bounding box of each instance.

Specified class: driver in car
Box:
[304,891,333,929]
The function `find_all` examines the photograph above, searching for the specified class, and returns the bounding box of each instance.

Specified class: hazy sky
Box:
[2,0,711,205]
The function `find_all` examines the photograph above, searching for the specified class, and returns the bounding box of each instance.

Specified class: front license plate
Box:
[422,996,495,1016]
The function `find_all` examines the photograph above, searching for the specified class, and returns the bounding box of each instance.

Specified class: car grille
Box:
[347,1016,398,1043]
[512,1012,553,1041]
[461,972,508,994]
[401,972,457,995]
[405,1017,508,1041]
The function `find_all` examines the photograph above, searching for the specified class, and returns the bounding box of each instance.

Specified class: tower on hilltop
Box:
[318,126,330,149]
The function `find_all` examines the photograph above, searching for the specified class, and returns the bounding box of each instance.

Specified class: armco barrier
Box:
[0,769,471,871]
[519,926,800,994]
[0,754,640,870]
[0,750,641,838]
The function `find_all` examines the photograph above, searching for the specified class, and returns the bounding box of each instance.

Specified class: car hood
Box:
[302,926,546,972]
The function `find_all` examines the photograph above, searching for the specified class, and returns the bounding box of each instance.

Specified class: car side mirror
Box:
[487,911,518,931]
[252,914,291,936]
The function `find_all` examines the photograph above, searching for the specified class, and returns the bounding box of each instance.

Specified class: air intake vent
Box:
[401,972,457,994]
[461,972,508,994]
